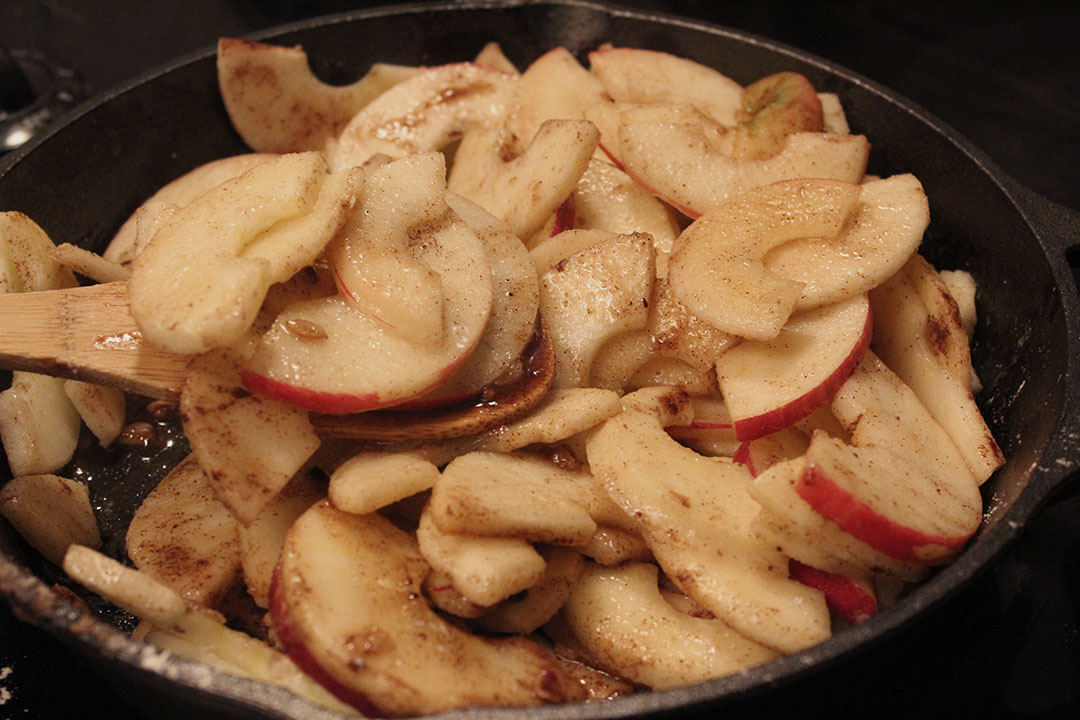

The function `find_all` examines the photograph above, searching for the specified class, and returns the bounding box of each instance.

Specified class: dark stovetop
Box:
[1,1,1078,719]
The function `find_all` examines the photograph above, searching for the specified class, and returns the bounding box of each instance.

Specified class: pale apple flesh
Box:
[733,72,823,161]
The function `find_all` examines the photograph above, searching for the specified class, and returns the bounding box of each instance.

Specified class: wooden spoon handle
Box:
[0,282,188,400]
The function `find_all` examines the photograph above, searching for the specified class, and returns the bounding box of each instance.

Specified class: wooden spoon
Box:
[0,282,554,441]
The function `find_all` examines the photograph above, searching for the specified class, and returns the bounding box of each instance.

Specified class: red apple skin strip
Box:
[240,372,382,415]
[796,463,971,564]
[788,559,877,624]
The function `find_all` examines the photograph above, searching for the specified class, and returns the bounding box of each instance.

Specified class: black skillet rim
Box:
[2,1,1080,718]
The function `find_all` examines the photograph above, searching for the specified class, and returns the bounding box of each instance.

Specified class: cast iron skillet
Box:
[2,1,1079,718]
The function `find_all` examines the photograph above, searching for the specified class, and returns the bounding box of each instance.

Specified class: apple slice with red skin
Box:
[588,47,744,125]
[241,207,493,414]
[332,62,516,169]
[669,179,862,340]
[620,124,869,219]
[788,559,878,625]
[797,353,982,564]
[269,502,584,716]
[733,426,811,476]
[217,38,418,154]
[717,294,873,441]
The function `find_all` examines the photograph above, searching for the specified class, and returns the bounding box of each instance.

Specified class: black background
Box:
[1,1,1078,719]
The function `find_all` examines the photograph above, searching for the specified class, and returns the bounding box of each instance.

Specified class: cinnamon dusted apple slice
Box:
[62,380,124,447]
[539,232,655,388]
[588,329,658,393]
[448,119,599,240]
[788,559,878,625]
[130,152,361,354]
[669,180,862,341]
[271,503,583,715]
[870,254,1003,483]
[0,474,100,565]
[560,562,780,690]
[242,205,493,414]
[667,396,738,457]
[529,229,614,275]
[0,371,82,476]
[648,278,738,371]
[765,174,930,310]
[732,72,823,161]
[181,349,320,524]
[504,47,607,149]
[588,47,744,125]
[626,357,715,396]
[478,546,585,634]
[476,387,622,453]
[0,211,78,292]
[332,62,516,169]
[798,353,982,564]
[329,451,440,515]
[105,154,277,265]
[733,426,811,476]
[717,294,872,441]
[584,102,731,170]
[586,387,831,653]
[324,152,448,346]
[578,526,653,566]
[620,124,869,218]
[217,37,418,154]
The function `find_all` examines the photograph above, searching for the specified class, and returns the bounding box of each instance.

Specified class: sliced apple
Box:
[126,455,241,608]
[0,211,78,292]
[242,206,493,414]
[733,72,823,161]
[217,37,418,154]
[584,101,731,170]
[765,174,930,310]
[560,561,779,690]
[939,268,978,339]
[448,119,599,240]
[648,278,738,371]
[818,92,850,134]
[129,152,361,354]
[332,62,516,169]
[477,388,622,454]
[0,372,82,476]
[324,152,448,346]
[626,357,715,396]
[717,294,872,440]
[62,380,126,447]
[620,124,869,218]
[474,41,519,74]
[797,353,982,564]
[328,451,439,515]
[0,474,100,565]
[51,243,130,283]
[588,47,744,125]
[788,559,878,625]
[733,426,811,476]
[181,349,320,524]
[478,546,585,634]
[539,232,655,388]
[870,254,1002,482]
[504,47,607,149]
[271,503,583,715]
[588,329,658,393]
[669,179,862,340]
[577,526,653,566]
[529,228,614,275]
[586,387,830,653]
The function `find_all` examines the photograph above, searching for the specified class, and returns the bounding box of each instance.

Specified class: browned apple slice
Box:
[268,502,585,715]
[586,387,831,653]
[539,232,655,388]
[105,154,278,265]
[647,278,738,371]
[765,174,930,310]
[870,254,1003,483]
[332,62,516,169]
[588,47,744,125]
[504,47,608,149]
[181,349,320,524]
[217,38,417,153]
[669,179,862,340]
[732,72,823,161]
[242,205,493,414]
[797,353,982,564]
[620,124,869,218]
[717,294,872,440]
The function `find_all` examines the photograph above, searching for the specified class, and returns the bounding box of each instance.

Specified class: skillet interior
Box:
[1,2,1079,718]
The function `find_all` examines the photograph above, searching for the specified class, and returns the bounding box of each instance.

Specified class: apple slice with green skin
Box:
[620,124,869,218]
[130,152,362,354]
[448,119,599,240]
[669,179,862,341]
[588,47,744,125]
[788,559,878,625]
[105,154,278,265]
[324,152,447,346]
[242,205,493,414]
[870,254,1003,483]
[539,232,655,388]
[765,174,930,310]
[504,47,607,150]
[217,37,418,154]
[717,294,873,441]
[331,62,516,169]
[586,387,831,654]
[797,353,982,564]
[732,72,823,161]
[268,502,585,716]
